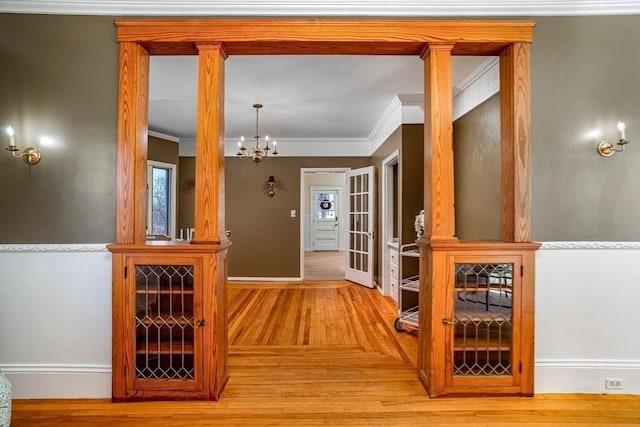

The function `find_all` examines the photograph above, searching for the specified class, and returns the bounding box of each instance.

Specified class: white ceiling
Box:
[149,55,486,142]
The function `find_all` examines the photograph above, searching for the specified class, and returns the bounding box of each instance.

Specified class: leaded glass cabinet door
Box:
[444,256,523,391]
[127,256,204,397]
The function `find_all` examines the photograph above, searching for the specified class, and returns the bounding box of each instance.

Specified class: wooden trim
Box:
[107,241,231,254]
[114,19,535,56]
[500,43,532,243]
[116,42,149,244]
[191,43,228,244]
[421,44,456,241]
[520,249,536,395]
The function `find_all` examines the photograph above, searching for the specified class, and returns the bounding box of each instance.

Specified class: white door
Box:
[311,188,340,251]
[345,166,375,288]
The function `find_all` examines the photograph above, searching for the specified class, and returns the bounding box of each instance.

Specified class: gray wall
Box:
[453,94,501,240]
[0,14,118,243]
[531,16,640,241]
[2,14,640,244]
[225,157,370,277]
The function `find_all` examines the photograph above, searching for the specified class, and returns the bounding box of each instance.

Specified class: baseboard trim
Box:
[229,276,302,282]
[535,359,640,394]
[1,364,112,399]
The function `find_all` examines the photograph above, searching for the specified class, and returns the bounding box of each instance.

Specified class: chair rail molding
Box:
[0,244,108,253]
[539,241,640,250]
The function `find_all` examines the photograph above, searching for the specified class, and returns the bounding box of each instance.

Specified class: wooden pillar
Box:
[115,42,149,244]
[500,43,532,243]
[192,43,228,244]
[420,44,456,242]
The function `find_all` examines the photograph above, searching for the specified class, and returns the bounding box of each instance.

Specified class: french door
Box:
[345,166,375,288]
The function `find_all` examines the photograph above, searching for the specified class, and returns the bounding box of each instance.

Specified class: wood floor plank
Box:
[10,280,640,426]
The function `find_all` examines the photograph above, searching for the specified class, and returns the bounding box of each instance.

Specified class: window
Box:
[147,161,177,237]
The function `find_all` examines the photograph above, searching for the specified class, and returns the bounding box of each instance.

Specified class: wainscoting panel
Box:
[0,245,112,398]
[535,242,640,394]
[0,243,638,397]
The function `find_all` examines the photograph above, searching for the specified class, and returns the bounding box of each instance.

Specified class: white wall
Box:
[535,243,640,394]
[0,245,112,398]
[0,243,638,398]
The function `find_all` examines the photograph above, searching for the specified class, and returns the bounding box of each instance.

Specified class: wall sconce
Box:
[596,122,630,157]
[5,126,41,165]
[267,175,276,198]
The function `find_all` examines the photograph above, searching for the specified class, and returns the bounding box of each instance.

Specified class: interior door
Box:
[311,188,340,251]
[345,166,375,288]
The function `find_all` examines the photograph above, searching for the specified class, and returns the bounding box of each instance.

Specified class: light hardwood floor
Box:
[304,251,345,280]
[11,281,640,426]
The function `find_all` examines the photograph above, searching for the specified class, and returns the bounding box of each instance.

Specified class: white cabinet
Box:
[388,242,399,301]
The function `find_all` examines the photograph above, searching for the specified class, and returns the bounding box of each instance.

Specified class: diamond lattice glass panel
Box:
[453,263,513,376]
[135,264,195,380]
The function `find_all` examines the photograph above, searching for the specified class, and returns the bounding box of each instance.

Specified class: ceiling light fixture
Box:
[236,103,278,164]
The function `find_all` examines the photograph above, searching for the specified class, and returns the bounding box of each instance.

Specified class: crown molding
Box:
[2,0,639,16]
[223,138,371,158]
[452,57,500,121]
[148,130,180,143]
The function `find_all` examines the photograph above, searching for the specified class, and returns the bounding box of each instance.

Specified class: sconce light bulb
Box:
[6,126,14,137]
[265,135,269,141]
[240,136,245,142]
[273,140,277,146]
[617,121,627,140]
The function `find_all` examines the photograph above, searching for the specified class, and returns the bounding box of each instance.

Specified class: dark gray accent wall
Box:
[453,94,501,240]
[226,157,370,278]
[2,14,640,244]
[531,16,640,241]
[0,14,118,243]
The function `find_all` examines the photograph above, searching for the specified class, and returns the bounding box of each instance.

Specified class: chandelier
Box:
[236,103,278,164]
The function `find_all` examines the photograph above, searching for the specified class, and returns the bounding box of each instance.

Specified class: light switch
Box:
[290,209,296,218]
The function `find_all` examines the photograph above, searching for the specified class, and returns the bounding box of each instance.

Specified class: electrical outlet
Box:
[605,378,624,390]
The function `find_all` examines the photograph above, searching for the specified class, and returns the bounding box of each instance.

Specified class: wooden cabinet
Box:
[109,242,229,401]
[418,241,538,397]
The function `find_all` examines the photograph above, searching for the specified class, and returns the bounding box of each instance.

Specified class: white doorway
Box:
[310,187,341,251]
[300,168,349,280]
[381,150,399,299]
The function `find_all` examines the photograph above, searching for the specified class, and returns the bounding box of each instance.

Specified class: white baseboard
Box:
[1,364,111,399]
[228,276,302,282]
[535,359,640,394]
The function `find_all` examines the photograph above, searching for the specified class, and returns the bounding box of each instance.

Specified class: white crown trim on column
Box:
[1,1,639,16]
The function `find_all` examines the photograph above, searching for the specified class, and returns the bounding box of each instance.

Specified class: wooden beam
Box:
[421,44,456,241]
[500,43,532,242]
[191,43,228,244]
[115,42,148,244]
[114,19,534,56]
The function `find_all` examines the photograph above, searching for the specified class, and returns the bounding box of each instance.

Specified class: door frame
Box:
[381,150,399,297]
[113,18,534,398]
[300,168,350,280]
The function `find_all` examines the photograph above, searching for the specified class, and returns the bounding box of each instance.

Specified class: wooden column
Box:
[421,44,456,242]
[192,43,228,244]
[500,43,532,243]
[115,42,149,244]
